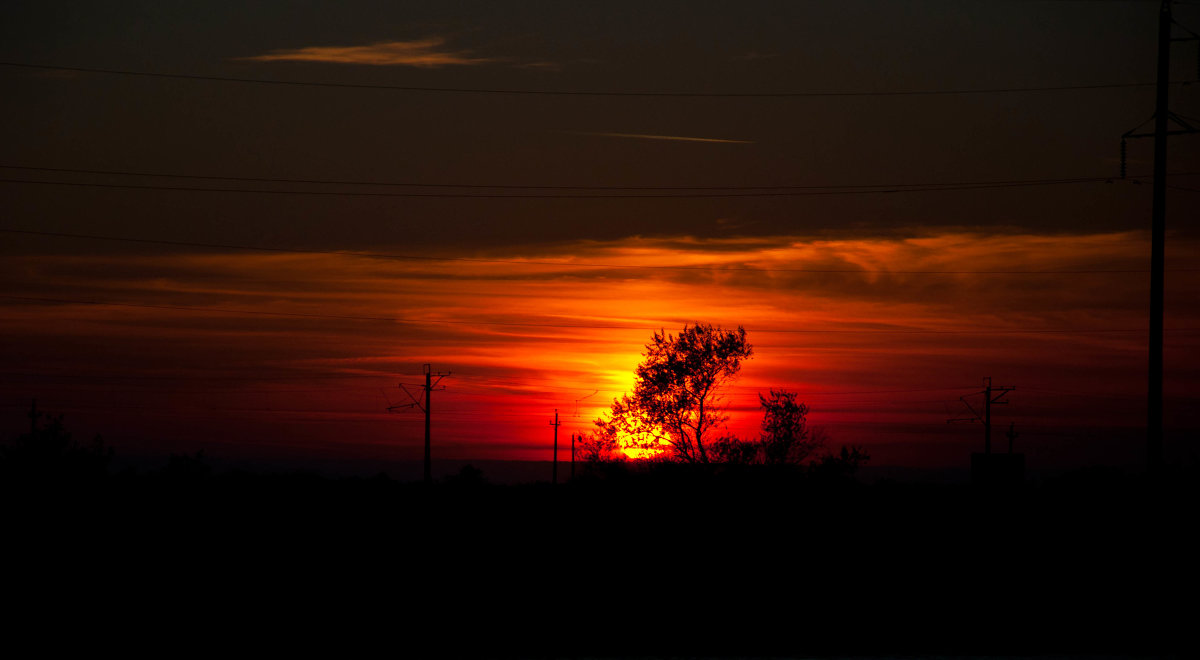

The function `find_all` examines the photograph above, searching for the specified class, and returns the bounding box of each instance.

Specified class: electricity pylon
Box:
[949,377,1016,454]
[549,409,561,485]
[1120,1,1198,475]
[388,363,451,484]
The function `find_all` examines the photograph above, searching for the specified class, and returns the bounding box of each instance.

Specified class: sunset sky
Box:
[3,1,1198,474]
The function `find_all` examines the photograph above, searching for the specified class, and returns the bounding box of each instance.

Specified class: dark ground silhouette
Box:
[3,413,1193,657]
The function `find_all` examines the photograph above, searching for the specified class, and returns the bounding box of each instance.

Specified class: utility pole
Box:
[1121,1,1198,475]
[571,432,576,481]
[550,409,561,485]
[983,377,1015,454]
[951,378,1020,485]
[948,377,1015,453]
[1149,0,1171,477]
[388,364,451,485]
[424,367,433,483]
[984,379,993,454]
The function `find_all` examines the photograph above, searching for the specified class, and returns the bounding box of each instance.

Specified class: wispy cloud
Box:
[571,131,754,144]
[7,231,1195,462]
[239,37,494,68]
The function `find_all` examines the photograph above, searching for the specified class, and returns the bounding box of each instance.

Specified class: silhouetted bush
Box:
[809,444,870,481]
[443,463,487,487]
[0,405,111,489]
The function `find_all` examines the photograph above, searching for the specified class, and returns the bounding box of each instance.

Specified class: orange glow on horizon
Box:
[4,230,1198,466]
[620,445,668,460]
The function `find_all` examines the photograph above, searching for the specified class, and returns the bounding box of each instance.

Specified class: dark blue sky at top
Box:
[2,0,1197,250]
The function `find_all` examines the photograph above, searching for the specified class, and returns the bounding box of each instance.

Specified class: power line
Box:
[3,372,976,398]
[4,227,1194,275]
[4,370,612,390]
[3,370,385,382]
[771,386,986,396]
[5,294,1194,335]
[0,176,1134,198]
[18,375,1181,404]
[3,164,1184,192]
[0,382,389,395]
[1,62,1180,98]
[1021,386,1144,400]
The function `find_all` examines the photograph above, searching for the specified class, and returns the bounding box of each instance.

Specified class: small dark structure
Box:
[950,379,1024,485]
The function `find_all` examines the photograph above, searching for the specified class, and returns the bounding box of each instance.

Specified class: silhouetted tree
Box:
[706,390,818,465]
[709,434,760,464]
[596,324,752,463]
[1,403,111,486]
[759,388,819,465]
[576,430,620,464]
[810,445,870,480]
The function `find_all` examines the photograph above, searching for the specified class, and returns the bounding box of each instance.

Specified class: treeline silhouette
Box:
[4,406,1192,657]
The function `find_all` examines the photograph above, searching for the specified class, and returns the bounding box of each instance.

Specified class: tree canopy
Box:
[596,323,752,463]
[1,403,111,487]
[758,388,818,465]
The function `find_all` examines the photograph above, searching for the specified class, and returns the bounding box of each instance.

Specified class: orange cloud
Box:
[240,37,494,67]
[4,230,1197,468]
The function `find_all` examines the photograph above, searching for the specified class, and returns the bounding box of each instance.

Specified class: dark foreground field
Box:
[5,463,1194,657]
